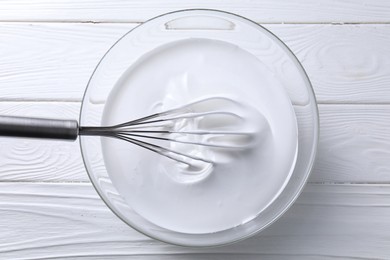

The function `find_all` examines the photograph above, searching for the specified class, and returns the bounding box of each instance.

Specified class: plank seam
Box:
[1,181,390,185]
[0,21,390,25]
[0,99,82,103]
[2,100,390,106]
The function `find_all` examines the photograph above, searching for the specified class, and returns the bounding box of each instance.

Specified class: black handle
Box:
[0,116,79,140]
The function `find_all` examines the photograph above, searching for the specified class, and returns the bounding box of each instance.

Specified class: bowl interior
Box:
[79,9,319,247]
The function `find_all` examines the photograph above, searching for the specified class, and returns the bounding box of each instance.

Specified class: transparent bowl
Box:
[79,9,319,247]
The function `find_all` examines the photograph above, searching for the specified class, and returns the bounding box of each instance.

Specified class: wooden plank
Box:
[1,23,390,103]
[1,102,390,183]
[312,104,390,183]
[0,0,389,23]
[0,102,86,181]
[0,23,135,101]
[271,24,390,104]
[0,182,389,259]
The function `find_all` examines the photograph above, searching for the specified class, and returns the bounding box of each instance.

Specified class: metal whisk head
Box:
[79,97,259,167]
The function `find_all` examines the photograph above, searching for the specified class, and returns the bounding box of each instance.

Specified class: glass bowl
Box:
[79,9,319,247]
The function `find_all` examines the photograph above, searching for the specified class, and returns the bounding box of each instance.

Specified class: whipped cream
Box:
[102,38,298,234]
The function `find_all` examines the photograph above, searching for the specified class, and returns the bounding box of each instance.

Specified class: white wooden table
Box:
[1,1,390,259]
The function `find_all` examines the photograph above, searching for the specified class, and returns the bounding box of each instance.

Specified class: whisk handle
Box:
[0,116,79,140]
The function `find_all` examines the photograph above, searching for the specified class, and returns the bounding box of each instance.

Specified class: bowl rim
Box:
[79,8,320,248]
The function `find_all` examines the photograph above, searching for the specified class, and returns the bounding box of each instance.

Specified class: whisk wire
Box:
[78,97,252,167]
[110,133,213,166]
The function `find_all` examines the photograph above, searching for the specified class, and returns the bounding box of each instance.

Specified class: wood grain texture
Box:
[0,102,86,181]
[314,104,390,183]
[0,23,135,101]
[1,102,390,184]
[271,24,390,104]
[0,0,389,23]
[1,23,390,103]
[0,183,389,259]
